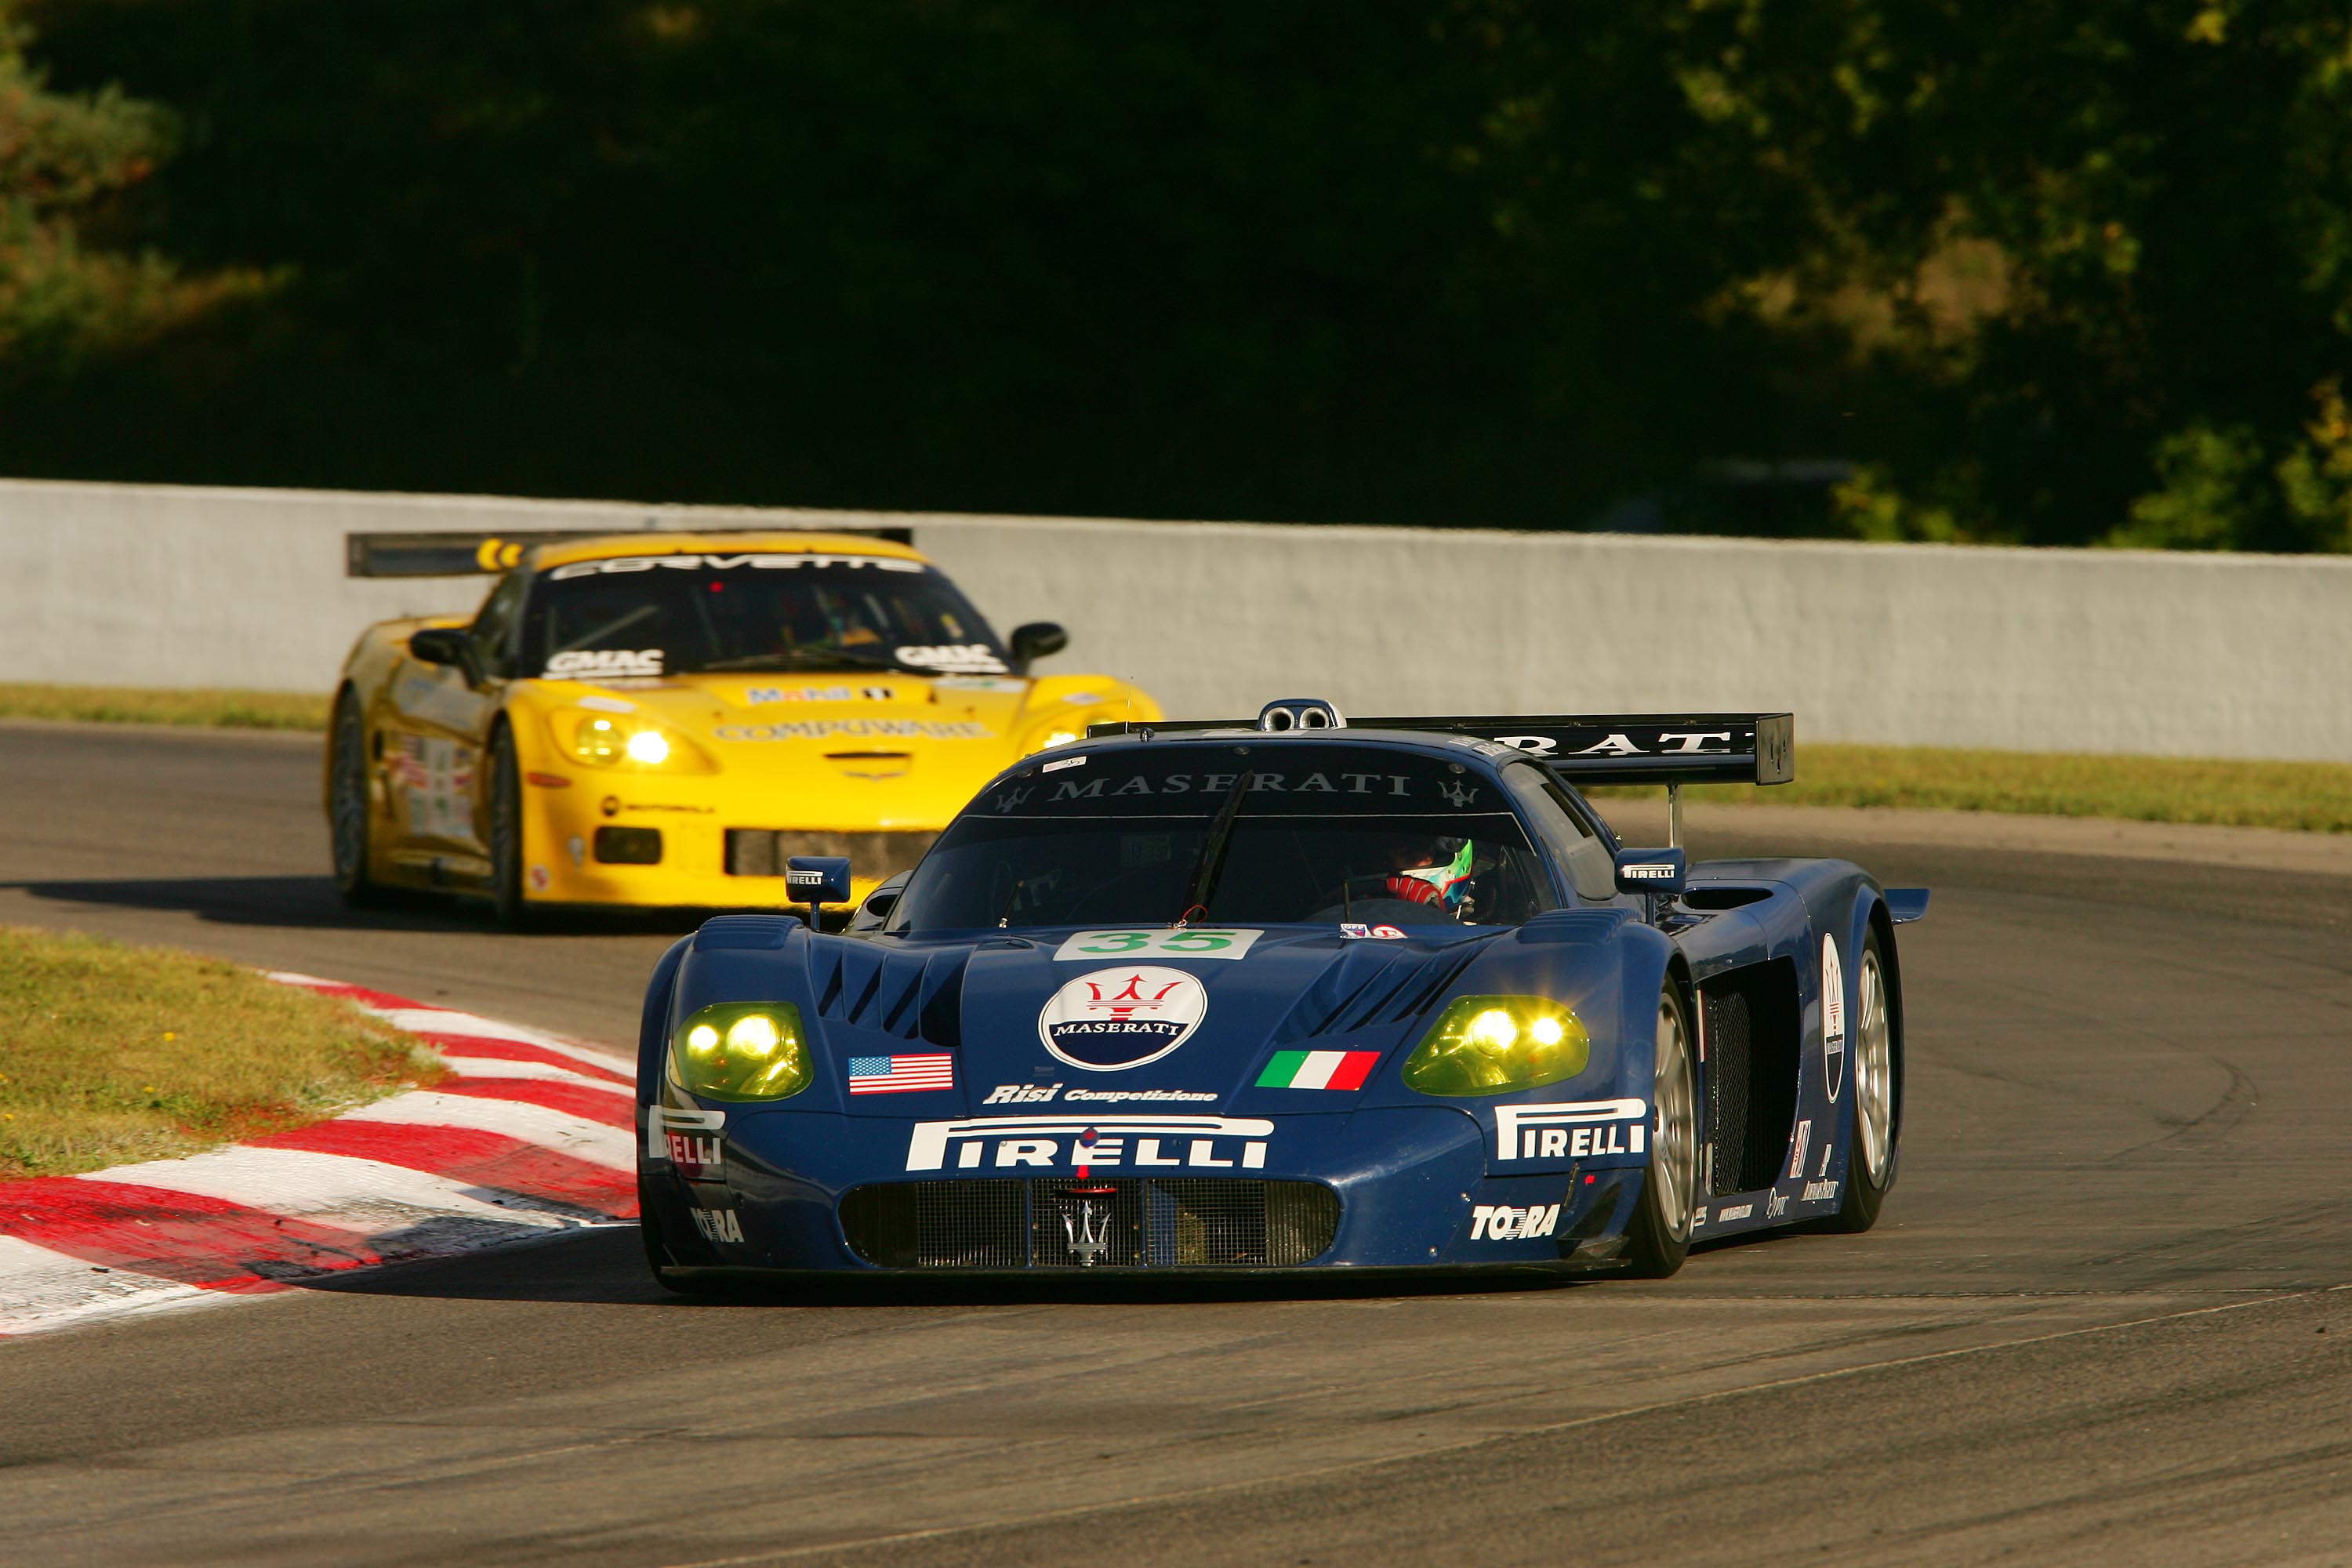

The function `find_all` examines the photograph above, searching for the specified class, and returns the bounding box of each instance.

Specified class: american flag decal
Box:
[847,1054,956,1095]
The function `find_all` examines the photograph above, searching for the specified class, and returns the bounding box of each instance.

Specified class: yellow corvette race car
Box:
[325,527,1160,924]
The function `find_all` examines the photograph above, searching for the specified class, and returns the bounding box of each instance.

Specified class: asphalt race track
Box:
[4,720,2350,1566]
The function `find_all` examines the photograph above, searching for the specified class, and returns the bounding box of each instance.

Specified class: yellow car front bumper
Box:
[514,772,950,908]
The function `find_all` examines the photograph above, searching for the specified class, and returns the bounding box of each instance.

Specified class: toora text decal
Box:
[1469,1203,1561,1241]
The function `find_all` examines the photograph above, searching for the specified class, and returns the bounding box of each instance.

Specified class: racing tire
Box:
[638,1171,725,1295]
[486,724,537,930]
[328,691,391,908]
[1816,925,1900,1235]
[1621,979,1699,1279]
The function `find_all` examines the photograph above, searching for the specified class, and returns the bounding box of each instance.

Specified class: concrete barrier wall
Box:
[3,477,2347,761]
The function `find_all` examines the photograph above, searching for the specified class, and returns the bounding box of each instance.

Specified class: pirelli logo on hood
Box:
[905,1114,1273,1172]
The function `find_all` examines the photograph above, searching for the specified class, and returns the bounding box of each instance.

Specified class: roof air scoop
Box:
[1258,699,1346,733]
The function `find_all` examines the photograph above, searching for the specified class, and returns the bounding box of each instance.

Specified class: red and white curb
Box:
[0,974,637,1338]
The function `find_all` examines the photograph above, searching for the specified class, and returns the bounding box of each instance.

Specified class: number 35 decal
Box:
[1052,928,1264,961]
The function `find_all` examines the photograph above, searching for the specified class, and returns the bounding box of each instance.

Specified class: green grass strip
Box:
[1592,743,2352,833]
[0,927,442,1178]
[0,681,329,731]
[2,682,2349,832]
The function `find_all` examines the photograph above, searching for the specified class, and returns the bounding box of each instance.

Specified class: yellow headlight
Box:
[1403,995,1589,1097]
[725,1013,779,1054]
[670,1002,811,1102]
[574,715,631,764]
[560,713,715,773]
[1467,1008,1518,1050]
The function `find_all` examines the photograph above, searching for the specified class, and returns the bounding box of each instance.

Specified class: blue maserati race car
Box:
[634,699,1927,1287]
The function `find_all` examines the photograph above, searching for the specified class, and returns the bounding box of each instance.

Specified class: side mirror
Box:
[408,626,481,684]
[1613,847,1688,897]
[1007,622,1068,666]
[786,855,854,911]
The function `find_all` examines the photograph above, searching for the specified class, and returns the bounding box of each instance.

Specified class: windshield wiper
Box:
[1175,766,1257,924]
[697,647,910,674]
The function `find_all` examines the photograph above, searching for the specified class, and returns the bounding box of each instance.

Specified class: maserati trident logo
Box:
[1037,965,1208,1071]
[1062,1200,1111,1265]
[992,785,1035,814]
[1438,779,1479,808]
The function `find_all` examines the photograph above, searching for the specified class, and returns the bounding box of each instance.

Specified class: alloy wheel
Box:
[1652,995,1697,1241]
[331,706,370,886]
[1854,951,1894,1184]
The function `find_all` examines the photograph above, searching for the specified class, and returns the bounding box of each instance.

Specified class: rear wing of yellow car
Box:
[345,526,916,578]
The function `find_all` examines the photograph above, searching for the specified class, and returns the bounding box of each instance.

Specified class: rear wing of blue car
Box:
[346,525,916,578]
[1087,710,1794,787]
[1363,713,1793,787]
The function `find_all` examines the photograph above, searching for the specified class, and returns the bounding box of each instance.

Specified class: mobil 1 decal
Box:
[1038,966,1208,1072]
[1821,934,1847,1102]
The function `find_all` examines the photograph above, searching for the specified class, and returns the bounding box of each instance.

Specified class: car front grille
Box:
[723,829,936,880]
[839,1178,1341,1270]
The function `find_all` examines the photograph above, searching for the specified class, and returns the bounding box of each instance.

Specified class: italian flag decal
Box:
[1256,1049,1380,1091]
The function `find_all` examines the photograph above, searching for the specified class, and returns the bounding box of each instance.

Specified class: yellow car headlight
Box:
[1023,727,1082,756]
[562,713,716,773]
[1403,995,1590,1097]
[668,1001,811,1102]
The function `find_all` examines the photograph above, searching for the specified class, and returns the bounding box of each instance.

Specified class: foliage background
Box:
[3,0,2348,549]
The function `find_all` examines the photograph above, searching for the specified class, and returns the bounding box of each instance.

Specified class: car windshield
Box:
[887,744,1562,932]
[521,553,1007,678]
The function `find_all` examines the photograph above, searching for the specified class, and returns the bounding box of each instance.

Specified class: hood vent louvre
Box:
[1274,943,1485,1043]
[810,941,967,1049]
[1368,947,1480,1027]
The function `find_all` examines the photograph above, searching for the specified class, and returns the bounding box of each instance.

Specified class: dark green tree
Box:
[0,4,263,379]
[5,0,2349,550]
[1617,0,2352,550]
